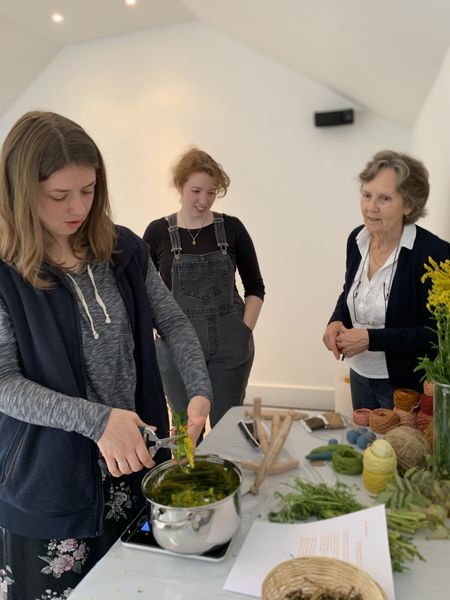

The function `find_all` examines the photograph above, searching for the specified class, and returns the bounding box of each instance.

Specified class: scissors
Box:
[140,426,184,457]
[97,427,183,476]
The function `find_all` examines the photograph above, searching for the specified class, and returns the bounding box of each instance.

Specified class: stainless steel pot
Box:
[141,454,242,554]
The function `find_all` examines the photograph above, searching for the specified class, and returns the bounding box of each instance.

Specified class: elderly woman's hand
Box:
[336,325,369,358]
[322,320,344,359]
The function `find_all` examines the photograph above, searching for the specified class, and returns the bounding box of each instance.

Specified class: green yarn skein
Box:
[332,446,363,475]
[305,444,353,462]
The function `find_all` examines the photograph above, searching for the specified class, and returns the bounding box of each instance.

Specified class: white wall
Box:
[0,21,411,408]
[412,47,450,242]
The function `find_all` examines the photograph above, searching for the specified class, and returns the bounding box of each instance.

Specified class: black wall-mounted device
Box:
[314,109,354,127]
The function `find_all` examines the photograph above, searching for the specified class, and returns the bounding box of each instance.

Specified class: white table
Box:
[69,407,449,599]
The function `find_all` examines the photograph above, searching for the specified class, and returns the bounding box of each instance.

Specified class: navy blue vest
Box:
[0,226,169,538]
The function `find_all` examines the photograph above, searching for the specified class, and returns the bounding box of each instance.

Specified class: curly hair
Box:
[171,147,230,197]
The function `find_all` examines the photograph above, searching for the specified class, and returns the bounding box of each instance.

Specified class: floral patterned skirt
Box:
[0,473,143,600]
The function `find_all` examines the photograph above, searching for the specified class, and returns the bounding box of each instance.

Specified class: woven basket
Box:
[262,556,387,600]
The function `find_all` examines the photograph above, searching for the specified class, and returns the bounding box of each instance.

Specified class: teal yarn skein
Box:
[356,435,370,450]
[346,430,359,444]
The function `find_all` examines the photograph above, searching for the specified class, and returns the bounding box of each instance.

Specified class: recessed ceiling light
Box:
[125,0,137,6]
[51,13,64,23]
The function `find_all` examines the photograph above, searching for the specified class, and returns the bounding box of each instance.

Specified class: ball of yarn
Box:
[356,435,370,450]
[353,409,371,426]
[328,438,338,445]
[332,446,363,475]
[367,439,395,463]
[385,426,430,473]
[369,408,400,434]
[416,410,433,433]
[346,428,376,450]
[394,407,417,427]
[346,430,359,444]
[364,431,377,442]
[424,421,433,449]
[362,439,397,493]
[419,394,433,416]
[305,444,352,462]
[393,388,420,412]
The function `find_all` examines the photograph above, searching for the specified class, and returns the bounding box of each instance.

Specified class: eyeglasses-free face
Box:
[178,172,218,225]
[360,168,412,239]
[37,164,96,244]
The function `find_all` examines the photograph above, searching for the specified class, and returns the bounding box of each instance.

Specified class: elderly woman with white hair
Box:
[323,150,450,410]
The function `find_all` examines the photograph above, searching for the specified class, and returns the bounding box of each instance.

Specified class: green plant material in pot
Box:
[143,459,240,507]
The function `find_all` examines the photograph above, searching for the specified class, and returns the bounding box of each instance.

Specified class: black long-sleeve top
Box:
[143,214,265,300]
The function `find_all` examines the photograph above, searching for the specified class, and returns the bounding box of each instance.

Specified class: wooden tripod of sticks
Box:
[241,398,305,495]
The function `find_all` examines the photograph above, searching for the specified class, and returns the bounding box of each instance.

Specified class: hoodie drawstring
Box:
[67,265,111,340]
[86,265,111,324]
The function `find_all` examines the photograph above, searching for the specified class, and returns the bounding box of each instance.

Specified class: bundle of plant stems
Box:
[268,478,426,572]
[376,467,450,539]
[172,411,195,467]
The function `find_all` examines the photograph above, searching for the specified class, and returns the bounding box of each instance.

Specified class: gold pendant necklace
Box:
[179,212,209,246]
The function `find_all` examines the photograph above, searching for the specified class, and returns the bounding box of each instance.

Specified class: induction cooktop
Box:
[120,508,232,562]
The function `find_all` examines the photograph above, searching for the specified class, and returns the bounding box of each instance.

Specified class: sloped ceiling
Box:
[0,0,449,128]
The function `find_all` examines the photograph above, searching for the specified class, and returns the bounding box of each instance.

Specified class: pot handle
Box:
[152,509,211,532]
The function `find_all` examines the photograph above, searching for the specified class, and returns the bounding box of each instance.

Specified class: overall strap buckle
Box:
[213,212,229,255]
[167,213,182,257]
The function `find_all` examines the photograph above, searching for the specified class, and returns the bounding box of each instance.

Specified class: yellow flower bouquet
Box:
[415,257,450,480]
[416,257,450,385]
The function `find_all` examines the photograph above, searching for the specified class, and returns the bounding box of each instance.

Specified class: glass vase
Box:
[433,382,450,480]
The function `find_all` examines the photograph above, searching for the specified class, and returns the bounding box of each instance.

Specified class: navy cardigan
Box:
[329,225,450,391]
[0,226,170,539]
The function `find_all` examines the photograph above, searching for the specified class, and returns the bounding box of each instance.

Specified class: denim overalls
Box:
[155,212,254,426]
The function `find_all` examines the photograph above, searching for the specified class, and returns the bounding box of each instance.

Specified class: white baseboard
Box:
[244,383,334,411]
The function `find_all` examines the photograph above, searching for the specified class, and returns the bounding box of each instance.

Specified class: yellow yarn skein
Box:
[362,439,397,493]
